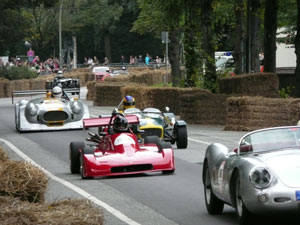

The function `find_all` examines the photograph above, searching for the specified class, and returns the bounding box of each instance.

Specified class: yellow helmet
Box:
[123,95,135,109]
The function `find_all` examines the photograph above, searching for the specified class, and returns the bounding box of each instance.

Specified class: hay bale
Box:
[224,96,300,131]
[0,160,48,203]
[218,72,279,97]
[0,79,9,98]
[0,196,103,225]
[0,147,9,162]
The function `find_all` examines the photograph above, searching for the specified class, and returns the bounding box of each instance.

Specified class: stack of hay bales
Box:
[105,68,171,86]
[218,72,279,97]
[179,93,229,125]
[225,96,300,131]
[121,86,212,115]
[0,147,103,225]
[0,79,9,98]
[93,82,140,106]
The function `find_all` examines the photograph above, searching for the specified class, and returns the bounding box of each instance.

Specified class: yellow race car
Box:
[124,107,188,149]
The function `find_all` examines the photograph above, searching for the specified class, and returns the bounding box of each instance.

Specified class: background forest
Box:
[0,0,299,92]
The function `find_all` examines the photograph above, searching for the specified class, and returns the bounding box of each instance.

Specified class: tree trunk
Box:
[169,29,181,87]
[104,32,112,62]
[201,0,216,92]
[295,0,300,97]
[264,0,278,72]
[234,0,245,75]
[183,1,198,87]
[250,0,262,73]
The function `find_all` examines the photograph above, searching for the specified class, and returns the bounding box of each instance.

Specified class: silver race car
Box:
[203,126,300,225]
[14,87,89,132]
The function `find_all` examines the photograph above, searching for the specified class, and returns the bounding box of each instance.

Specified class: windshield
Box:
[216,57,227,67]
[239,127,300,154]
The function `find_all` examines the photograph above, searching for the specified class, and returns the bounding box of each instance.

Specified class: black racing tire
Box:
[203,161,224,214]
[80,147,94,179]
[69,142,85,174]
[45,82,52,90]
[176,126,188,149]
[232,172,254,225]
[159,141,172,149]
[144,136,160,145]
[162,169,175,174]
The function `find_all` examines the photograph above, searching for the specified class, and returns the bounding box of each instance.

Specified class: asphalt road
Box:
[1,90,295,225]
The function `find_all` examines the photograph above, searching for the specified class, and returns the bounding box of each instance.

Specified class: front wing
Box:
[82,146,175,178]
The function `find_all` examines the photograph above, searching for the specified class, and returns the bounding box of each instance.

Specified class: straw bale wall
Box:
[218,72,279,97]
[225,96,300,131]
[179,93,229,125]
[93,82,139,106]
[105,69,171,85]
[120,86,211,115]
[0,68,93,98]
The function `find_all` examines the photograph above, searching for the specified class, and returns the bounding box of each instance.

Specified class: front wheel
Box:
[80,147,94,179]
[233,172,254,225]
[203,162,224,214]
[69,142,85,174]
[176,126,188,149]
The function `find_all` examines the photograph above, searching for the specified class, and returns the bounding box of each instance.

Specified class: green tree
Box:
[132,0,184,87]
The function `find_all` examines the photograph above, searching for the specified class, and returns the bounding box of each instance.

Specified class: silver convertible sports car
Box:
[203,126,300,225]
[14,88,89,132]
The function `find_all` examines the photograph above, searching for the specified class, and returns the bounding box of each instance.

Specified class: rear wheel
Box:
[69,142,85,174]
[176,126,188,149]
[80,147,94,179]
[232,172,254,225]
[203,162,224,214]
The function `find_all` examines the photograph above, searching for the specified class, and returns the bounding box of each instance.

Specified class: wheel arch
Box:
[229,168,240,207]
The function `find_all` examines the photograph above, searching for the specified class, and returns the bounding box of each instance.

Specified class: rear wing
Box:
[83,114,139,128]
[12,88,80,104]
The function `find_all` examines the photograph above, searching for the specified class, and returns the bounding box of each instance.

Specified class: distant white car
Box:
[92,66,111,81]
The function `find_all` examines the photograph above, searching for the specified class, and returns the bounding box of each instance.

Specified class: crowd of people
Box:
[83,53,165,67]
[0,55,61,75]
[0,47,167,76]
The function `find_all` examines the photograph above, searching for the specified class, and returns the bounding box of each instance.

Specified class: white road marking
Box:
[0,137,141,225]
[188,138,210,145]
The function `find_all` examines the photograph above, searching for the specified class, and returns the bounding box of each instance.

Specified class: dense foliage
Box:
[0,0,299,92]
[0,67,38,80]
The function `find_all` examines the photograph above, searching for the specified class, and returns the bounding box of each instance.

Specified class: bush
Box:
[0,67,38,80]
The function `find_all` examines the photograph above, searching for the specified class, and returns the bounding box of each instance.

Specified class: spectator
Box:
[103,57,109,65]
[94,56,99,65]
[84,57,88,66]
[120,55,126,64]
[87,57,94,66]
[145,53,150,65]
[129,56,135,65]
[138,55,143,63]
[27,47,35,63]
[33,56,40,64]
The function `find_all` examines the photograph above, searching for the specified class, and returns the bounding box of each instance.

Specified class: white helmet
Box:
[52,86,62,98]
[57,70,63,77]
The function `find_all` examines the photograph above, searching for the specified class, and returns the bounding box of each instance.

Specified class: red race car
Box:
[69,112,175,179]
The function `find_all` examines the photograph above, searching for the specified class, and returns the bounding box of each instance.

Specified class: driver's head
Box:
[113,115,129,133]
[52,86,62,98]
[123,95,135,110]
[57,70,63,77]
